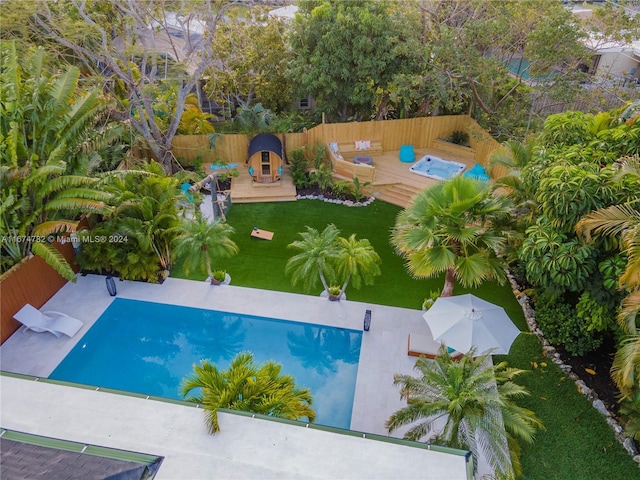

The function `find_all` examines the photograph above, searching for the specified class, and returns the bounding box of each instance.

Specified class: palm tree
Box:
[333,234,382,297]
[173,215,239,284]
[488,139,538,209]
[1,40,113,280]
[386,347,542,479]
[286,224,340,293]
[181,352,316,433]
[391,176,512,297]
[112,163,183,273]
[235,102,274,137]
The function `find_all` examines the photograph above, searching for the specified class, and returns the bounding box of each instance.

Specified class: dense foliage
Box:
[0,40,112,279]
[494,105,640,436]
[76,163,186,282]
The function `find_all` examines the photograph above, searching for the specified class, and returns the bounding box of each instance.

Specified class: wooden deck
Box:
[230,163,298,203]
[358,147,477,207]
[228,146,478,208]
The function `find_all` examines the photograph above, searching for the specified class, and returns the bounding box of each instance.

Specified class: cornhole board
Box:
[251,228,274,240]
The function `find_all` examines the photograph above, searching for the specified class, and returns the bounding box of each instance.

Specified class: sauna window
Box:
[261,151,270,175]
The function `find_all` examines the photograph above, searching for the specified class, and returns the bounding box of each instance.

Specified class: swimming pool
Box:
[409,155,466,181]
[50,298,362,429]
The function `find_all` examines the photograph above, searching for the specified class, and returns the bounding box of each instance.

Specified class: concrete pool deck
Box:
[1,275,474,479]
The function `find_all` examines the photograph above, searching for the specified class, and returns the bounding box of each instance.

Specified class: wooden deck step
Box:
[374,183,422,207]
[229,164,298,203]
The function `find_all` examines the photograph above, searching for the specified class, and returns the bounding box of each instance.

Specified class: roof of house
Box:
[268,5,299,19]
[248,133,283,158]
[0,434,162,480]
[1,375,472,480]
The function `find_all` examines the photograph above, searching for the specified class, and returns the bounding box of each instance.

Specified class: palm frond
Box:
[31,240,76,282]
[612,334,640,397]
[33,221,79,236]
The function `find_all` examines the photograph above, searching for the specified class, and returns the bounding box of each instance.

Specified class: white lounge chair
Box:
[13,304,83,338]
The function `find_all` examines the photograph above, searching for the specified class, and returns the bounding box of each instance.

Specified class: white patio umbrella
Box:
[422,294,521,355]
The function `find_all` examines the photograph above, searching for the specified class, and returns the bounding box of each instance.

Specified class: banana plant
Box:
[1,40,113,280]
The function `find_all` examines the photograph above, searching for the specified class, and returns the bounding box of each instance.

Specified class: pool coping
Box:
[1,274,484,479]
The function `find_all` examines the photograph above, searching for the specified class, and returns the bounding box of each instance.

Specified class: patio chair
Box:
[13,304,83,338]
[407,333,462,359]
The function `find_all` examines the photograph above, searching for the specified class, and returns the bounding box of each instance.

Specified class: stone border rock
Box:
[295,194,375,207]
[506,270,640,463]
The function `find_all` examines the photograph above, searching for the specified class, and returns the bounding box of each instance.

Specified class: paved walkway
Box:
[1,275,475,479]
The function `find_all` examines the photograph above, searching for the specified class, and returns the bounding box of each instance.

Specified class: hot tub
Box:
[409,155,466,181]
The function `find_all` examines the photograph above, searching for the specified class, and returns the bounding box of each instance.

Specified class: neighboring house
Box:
[584,36,640,85]
[268,4,317,112]
[267,5,299,20]
[570,5,640,85]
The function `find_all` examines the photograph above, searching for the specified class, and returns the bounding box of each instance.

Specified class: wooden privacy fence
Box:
[171,133,248,165]
[0,242,77,344]
[168,116,501,168]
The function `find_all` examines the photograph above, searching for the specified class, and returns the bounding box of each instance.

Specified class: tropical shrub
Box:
[311,143,327,170]
[422,290,440,311]
[327,285,342,296]
[289,147,310,188]
[519,221,596,297]
[76,163,183,281]
[212,269,227,283]
[351,177,371,202]
[330,180,352,199]
[308,163,334,192]
[575,291,615,334]
[176,94,215,135]
[449,130,470,146]
[534,293,603,356]
[536,163,609,233]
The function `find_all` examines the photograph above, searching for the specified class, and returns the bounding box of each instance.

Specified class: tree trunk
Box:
[340,275,351,297]
[205,257,214,285]
[441,267,456,297]
[319,271,330,293]
[375,93,390,120]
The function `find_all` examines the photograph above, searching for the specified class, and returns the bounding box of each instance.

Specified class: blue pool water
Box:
[50,298,362,429]
[410,155,466,180]
[506,58,556,83]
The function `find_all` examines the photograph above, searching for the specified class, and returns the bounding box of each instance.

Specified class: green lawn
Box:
[172,200,638,479]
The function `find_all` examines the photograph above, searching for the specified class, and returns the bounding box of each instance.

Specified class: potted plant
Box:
[422,290,440,311]
[210,269,228,286]
[449,130,470,147]
[327,285,342,301]
[173,216,239,286]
